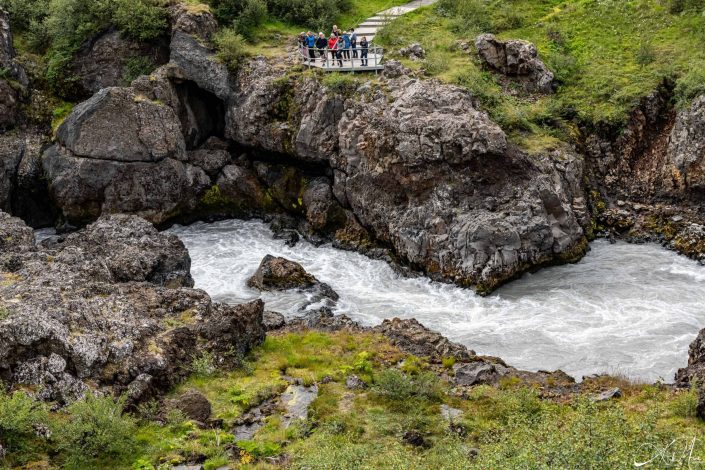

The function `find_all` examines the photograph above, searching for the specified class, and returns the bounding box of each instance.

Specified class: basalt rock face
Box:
[225,60,587,292]
[675,328,705,418]
[42,87,209,226]
[41,28,587,292]
[585,87,705,262]
[0,213,265,404]
[71,29,169,98]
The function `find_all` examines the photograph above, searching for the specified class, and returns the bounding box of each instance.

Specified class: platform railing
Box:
[297,44,385,73]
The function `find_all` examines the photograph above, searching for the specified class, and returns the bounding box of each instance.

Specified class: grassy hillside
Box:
[375,0,705,150]
[2,329,704,469]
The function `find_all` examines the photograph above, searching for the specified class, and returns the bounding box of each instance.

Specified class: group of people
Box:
[298,26,371,67]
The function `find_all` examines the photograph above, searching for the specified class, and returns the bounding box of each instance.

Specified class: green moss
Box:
[51,101,74,135]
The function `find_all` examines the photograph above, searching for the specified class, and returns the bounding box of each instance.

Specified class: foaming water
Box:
[167,219,705,382]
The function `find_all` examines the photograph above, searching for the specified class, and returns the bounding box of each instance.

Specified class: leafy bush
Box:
[674,61,705,107]
[322,73,357,96]
[112,0,168,42]
[234,0,268,38]
[671,383,699,418]
[373,369,442,401]
[266,0,351,31]
[190,350,217,377]
[669,0,705,13]
[214,27,248,71]
[57,394,138,469]
[0,389,50,464]
[0,0,49,32]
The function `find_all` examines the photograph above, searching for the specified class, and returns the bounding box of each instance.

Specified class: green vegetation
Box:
[376,0,705,149]
[2,331,704,468]
[214,27,249,70]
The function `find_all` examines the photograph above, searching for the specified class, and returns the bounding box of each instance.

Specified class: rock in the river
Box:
[247,255,318,290]
[0,212,265,404]
[373,318,474,362]
[475,34,555,93]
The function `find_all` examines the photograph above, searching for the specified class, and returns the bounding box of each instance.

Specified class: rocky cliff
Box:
[4,8,586,294]
[4,4,705,293]
[0,211,265,404]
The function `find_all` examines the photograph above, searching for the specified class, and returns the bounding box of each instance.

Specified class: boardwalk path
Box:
[304,0,438,71]
[356,0,438,43]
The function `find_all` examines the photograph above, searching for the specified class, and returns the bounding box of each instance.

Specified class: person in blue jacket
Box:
[341,30,351,61]
[305,31,316,63]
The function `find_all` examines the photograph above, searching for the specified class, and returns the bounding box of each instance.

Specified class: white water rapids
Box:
[168,219,705,383]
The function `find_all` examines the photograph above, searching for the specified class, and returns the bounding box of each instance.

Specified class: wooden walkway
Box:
[357,0,439,43]
[302,0,438,72]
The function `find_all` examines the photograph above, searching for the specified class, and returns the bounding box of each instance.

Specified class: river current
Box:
[167,219,705,382]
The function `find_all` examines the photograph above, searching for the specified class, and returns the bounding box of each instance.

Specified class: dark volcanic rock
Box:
[373,318,474,362]
[167,389,212,422]
[56,87,186,163]
[247,255,317,290]
[0,212,265,404]
[59,214,194,287]
[453,362,498,386]
[43,87,209,225]
[71,30,168,97]
[263,311,286,331]
[475,34,554,93]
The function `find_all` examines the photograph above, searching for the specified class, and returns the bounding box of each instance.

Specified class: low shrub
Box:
[0,389,50,464]
[671,383,699,418]
[214,27,248,71]
[56,394,138,469]
[373,369,442,401]
[322,73,357,96]
[190,350,217,377]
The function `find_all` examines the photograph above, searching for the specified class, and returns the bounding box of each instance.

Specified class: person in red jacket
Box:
[328,35,342,67]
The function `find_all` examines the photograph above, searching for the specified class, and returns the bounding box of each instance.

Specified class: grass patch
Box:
[376,0,705,146]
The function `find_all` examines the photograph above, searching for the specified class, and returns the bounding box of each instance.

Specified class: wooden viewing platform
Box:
[298,0,438,72]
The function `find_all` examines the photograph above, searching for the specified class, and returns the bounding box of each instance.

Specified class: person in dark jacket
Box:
[360,36,369,66]
[332,25,340,37]
[305,31,316,63]
[341,31,351,61]
[350,28,358,59]
[315,32,328,65]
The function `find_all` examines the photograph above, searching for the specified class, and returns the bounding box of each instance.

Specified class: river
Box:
[168,218,705,382]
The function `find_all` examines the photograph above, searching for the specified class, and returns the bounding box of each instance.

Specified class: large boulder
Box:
[168,2,219,41]
[57,87,186,163]
[676,328,705,418]
[43,87,209,225]
[247,255,318,290]
[475,34,554,93]
[0,213,265,404]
